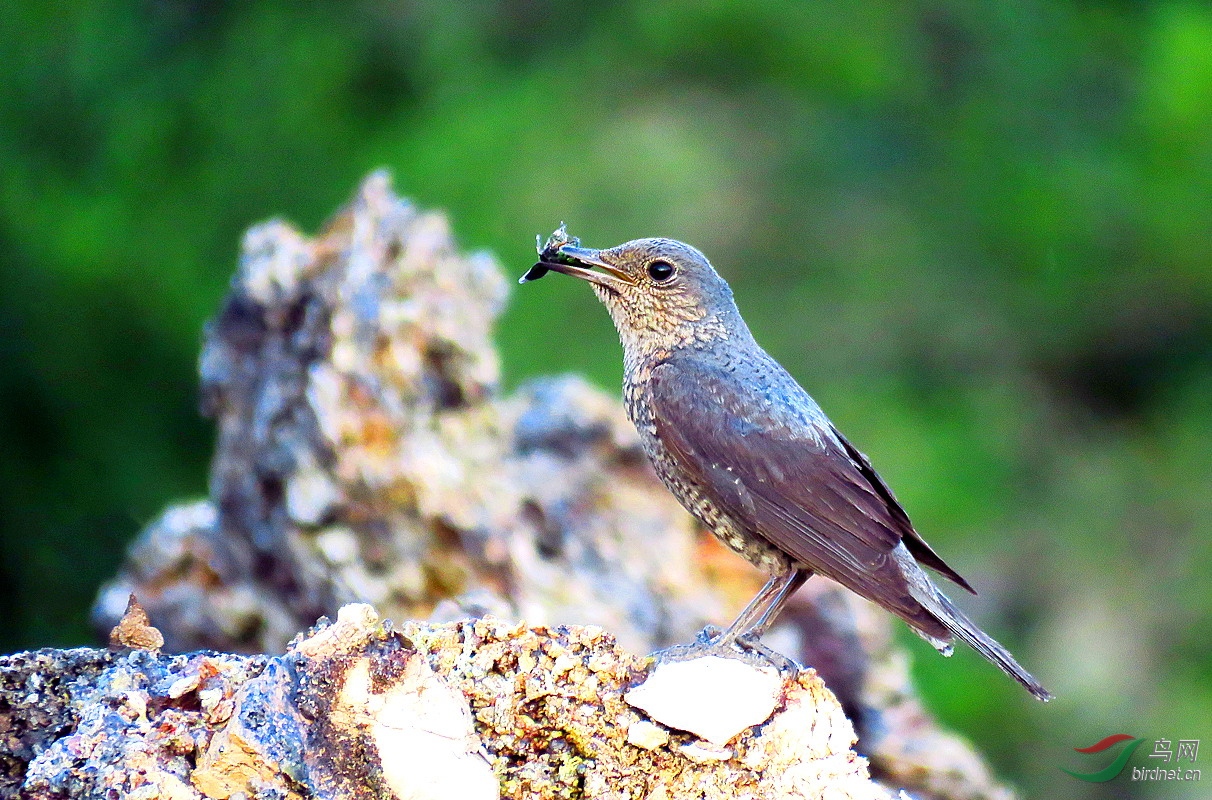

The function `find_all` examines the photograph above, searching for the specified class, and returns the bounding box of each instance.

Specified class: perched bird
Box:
[520,235,1052,701]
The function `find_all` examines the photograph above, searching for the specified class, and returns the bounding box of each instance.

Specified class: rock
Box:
[95,173,711,659]
[108,594,165,652]
[624,655,783,746]
[332,654,498,800]
[81,171,1015,800]
[2,607,892,800]
[625,719,670,750]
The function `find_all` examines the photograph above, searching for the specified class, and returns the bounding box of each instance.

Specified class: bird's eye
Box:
[647,260,675,282]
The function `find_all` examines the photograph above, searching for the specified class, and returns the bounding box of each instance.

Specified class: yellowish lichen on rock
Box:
[400,615,890,800]
[7,605,894,799]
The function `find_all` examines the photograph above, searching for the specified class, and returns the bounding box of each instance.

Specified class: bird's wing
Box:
[826,424,975,592]
[648,356,973,626]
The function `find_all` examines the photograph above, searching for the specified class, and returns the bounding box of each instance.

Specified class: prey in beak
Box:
[519,225,631,292]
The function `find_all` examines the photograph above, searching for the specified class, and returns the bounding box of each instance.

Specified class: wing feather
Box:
[649,356,972,635]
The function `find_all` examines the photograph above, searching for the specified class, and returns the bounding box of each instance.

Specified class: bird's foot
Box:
[694,624,723,645]
[651,625,799,674]
[733,631,799,673]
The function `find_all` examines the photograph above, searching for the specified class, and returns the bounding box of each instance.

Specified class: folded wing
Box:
[649,355,974,640]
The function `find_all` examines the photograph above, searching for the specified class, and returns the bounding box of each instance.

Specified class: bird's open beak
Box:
[521,246,633,292]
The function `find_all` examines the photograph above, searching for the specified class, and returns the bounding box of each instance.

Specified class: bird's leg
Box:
[653,568,811,671]
[714,567,811,648]
[739,568,812,641]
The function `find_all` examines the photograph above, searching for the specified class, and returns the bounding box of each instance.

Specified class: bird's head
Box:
[522,237,745,352]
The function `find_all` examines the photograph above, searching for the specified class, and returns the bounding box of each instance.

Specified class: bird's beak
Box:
[526,246,633,292]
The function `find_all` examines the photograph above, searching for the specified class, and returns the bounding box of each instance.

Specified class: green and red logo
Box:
[1061,734,1145,782]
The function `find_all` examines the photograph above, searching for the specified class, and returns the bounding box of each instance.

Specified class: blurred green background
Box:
[1,2,1209,798]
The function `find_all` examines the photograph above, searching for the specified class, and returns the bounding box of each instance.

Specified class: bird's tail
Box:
[934,592,1053,702]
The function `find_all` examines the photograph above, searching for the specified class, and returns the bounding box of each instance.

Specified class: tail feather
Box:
[935,592,1053,702]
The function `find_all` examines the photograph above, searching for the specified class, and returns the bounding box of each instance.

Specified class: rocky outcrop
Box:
[0,172,1017,799]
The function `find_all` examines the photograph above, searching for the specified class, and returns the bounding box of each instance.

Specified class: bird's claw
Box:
[734,631,799,673]
[695,624,722,645]
[655,625,799,674]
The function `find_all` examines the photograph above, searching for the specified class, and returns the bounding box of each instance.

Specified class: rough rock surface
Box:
[1,605,892,800]
[74,172,1013,800]
[94,173,711,659]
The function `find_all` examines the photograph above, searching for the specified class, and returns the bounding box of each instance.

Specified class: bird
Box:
[520,234,1052,701]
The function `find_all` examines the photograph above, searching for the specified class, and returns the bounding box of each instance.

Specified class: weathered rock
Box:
[108,594,165,652]
[3,605,893,800]
[0,649,116,797]
[94,173,711,660]
[81,172,1014,800]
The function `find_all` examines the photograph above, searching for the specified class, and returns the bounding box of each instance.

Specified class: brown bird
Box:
[521,234,1052,701]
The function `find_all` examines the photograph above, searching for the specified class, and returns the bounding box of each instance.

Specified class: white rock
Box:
[315,526,360,565]
[294,603,379,658]
[624,656,782,746]
[626,719,670,750]
[338,655,499,800]
[286,466,342,525]
[167,674,200,699]
[678,741,734,762]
